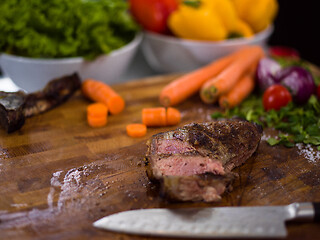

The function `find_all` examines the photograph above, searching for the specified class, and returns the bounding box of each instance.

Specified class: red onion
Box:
[256,58,282,92]
[275,66,316,104]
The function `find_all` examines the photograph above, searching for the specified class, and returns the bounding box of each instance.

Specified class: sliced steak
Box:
[145,118,262,202]
[161,173,236,202]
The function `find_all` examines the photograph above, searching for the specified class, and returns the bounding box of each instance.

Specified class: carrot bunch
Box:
[159,45,264,109]
[82,78,125,128]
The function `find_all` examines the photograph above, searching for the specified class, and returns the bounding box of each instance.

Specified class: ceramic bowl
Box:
[0,33,142,92]
[141,26,274,73]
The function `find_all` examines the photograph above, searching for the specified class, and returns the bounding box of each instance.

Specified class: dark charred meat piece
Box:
[23,73,81,117]
[0,91,26,133]
[0,73,81,133]
[145,118,262,202]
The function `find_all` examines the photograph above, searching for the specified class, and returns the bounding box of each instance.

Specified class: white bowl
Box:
[141,26,274,73]
[0,33,142,92]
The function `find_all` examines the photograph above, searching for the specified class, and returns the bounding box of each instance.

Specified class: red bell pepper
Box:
[129,0,178,34]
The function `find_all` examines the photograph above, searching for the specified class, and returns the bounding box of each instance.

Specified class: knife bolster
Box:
[288,202,315,222]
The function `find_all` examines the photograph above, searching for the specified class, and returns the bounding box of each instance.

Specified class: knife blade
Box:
[93,202,320,238]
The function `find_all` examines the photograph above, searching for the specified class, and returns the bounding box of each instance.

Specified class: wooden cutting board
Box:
[0,74,319,240]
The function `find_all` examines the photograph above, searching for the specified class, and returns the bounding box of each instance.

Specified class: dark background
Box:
[268,0,318,65]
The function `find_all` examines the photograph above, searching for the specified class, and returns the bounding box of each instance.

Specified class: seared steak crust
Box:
[145,118,262,202]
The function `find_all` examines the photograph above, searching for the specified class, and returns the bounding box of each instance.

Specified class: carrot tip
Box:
[201,89,218,104]
[209,86,218,95]
[220,100,229,109]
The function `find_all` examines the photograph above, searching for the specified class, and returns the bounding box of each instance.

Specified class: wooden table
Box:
[0,74,319,240]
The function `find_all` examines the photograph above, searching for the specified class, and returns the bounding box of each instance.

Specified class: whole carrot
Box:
[82,79,125,115]
[159,54,235,107]
[200,46,264,104]
[218,73,255,109]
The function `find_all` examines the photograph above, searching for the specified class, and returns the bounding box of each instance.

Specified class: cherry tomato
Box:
[263,84,292,111]
[129,0,178,34]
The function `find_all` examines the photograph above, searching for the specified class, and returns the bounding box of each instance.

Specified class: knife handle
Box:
[289,202,320,222]
[313,202,320,222]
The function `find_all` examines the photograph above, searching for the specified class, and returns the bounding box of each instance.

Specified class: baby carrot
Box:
[126,123,147,138]
[87,115,107,128]
[200,46,264,104]
[166,107,181,126]
[142,107,167,127]
[87,102,108,118]
[218,73,255,109]
[86,102,108,127]
[159,54,235,107]
[82,79,125,115]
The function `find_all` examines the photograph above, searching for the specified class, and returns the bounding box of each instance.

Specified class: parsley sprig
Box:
[212,95,320,149]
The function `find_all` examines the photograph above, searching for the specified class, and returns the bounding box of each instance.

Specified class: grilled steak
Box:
[0,73,81,133]
[145,118,262,202]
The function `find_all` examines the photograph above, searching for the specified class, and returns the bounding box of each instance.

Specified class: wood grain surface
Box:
[0,74,319,240]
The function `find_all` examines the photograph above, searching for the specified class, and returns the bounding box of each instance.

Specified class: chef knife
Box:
[93,202,320,238]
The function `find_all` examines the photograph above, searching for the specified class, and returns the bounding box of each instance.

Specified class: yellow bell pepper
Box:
[203,0,238,33]
[232,0,278,33]
[232,19,254,38]
[207,0,254,38]
[168,0,254,41]
[168,1,228,41]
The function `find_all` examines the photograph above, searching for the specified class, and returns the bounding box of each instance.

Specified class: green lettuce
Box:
[0,0,139,59]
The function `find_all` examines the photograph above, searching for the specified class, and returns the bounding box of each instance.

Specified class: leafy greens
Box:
[0,0,139,59]
[212,94,320,149]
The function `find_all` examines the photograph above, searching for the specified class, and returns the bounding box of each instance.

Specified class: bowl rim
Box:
[144,25,274,47]
[0,32,143,64]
